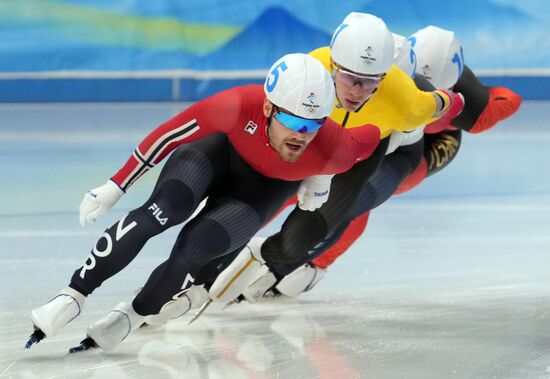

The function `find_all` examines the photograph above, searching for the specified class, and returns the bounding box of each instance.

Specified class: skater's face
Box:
[332,60,385,112]
[263,99,321,163]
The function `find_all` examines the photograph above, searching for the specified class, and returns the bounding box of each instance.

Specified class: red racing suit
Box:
[111,85,380,190]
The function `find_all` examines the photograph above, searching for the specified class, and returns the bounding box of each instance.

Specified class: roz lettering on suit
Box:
[79,214,137,279]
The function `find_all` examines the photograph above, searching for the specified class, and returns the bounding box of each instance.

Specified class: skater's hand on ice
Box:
[297,175,333,211]
[79,180,124,226]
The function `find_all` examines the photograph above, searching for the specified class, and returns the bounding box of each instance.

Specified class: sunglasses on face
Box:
[333,63,385,90]
[273,108,326,134]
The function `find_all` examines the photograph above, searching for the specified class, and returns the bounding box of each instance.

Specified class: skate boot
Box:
[144,285,209,326]
[74,302,145,352]
[209,237,267,304]
[26,287,86,348]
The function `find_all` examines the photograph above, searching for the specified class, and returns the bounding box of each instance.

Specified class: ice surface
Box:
[1,101,549,378]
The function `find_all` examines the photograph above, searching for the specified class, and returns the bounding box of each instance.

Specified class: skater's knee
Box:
[140,180,195,227]
[171,218,232,267]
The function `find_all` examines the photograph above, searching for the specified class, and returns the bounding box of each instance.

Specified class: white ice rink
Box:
[1,101,549,378]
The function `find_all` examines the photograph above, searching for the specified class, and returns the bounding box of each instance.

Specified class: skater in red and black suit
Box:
[26,53,383,352]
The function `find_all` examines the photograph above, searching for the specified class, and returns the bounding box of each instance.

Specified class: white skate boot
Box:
[26,287,86,348]
[79,302,145,352]
[144,285,209,326]
[209,237,267,304]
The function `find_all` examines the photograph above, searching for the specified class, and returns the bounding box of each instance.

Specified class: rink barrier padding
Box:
[0,74,546,102]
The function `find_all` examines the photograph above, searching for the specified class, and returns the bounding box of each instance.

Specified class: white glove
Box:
[297,175,333,211]
[79,180,124,226]
[386,130,406,155]
[386,127,425,155]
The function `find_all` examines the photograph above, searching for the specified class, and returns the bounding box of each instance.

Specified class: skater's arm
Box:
[111,89,242,191]
[80,88,244,226]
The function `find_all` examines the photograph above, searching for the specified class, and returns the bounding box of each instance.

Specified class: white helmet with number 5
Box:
[264,53,335,119]
[409,25,464,89]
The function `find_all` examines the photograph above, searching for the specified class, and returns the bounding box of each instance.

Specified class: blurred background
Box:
[0,0,548,102]
[2,3,550,376]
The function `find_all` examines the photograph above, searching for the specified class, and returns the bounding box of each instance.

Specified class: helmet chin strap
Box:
[265,106,276,147]
[330,71,345,109]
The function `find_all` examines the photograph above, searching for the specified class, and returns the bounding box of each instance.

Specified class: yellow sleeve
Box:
[383,67,438,131]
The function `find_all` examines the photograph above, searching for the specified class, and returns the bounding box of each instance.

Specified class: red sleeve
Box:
[111,89,243,191]
[344,123,381,161]
[424,92,464,134]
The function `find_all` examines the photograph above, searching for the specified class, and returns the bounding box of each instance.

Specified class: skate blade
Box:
[221,300,237,310]
[187,299,212,325]
[68,337,97,354]
[221,295,245,310]
[24,329,45,349]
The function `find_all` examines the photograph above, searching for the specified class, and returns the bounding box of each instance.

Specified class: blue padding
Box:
[477,76,550,101]
[0,76,547,102]
[178,78,263,101]
[0,79,174,102]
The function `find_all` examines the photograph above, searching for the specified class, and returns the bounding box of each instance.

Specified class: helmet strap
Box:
[265,105,276,146]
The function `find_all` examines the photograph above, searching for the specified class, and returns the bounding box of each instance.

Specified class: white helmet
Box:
[409,25,464,89]
[392,33,416,78]
[264,53,335,119]
[330,12,394,76]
